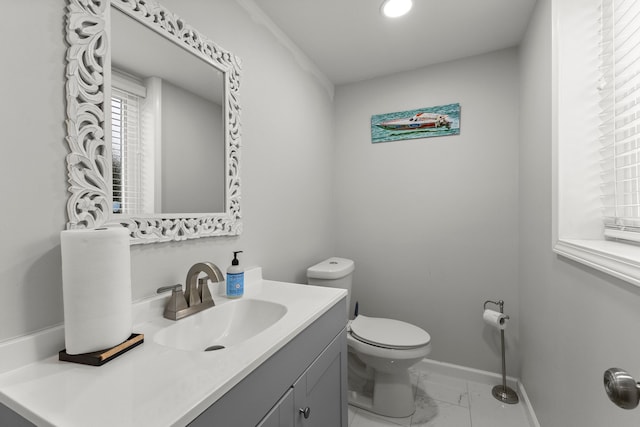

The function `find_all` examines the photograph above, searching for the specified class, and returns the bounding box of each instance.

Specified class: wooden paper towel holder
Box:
[59,333,144,366]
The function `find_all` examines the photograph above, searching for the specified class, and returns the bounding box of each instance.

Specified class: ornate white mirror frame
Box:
[64,0,242,244]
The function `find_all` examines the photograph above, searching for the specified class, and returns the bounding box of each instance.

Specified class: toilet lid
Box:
[349,315,431,350]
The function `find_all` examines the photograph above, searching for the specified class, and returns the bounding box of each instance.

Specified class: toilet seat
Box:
[349,315,430,350]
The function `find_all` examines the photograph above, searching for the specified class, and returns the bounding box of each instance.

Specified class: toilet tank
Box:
[307,257,354,314]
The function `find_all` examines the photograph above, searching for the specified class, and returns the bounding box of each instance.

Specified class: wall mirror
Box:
[64,0,242,244]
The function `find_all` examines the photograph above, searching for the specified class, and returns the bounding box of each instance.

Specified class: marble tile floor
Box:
[348,364,533,427]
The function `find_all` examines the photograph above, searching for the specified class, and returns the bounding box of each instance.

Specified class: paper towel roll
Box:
[61,227,132,355]
[483,309,508,330]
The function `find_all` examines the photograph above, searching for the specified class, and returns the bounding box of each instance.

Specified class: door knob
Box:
[604,368,640,409]
[299,406,311,419]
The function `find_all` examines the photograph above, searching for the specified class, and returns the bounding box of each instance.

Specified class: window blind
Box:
[600,0,640,241]
[111,86,144,215]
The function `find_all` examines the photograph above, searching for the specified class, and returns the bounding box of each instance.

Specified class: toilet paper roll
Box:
[483,309,508,330]
[61,227,132,355]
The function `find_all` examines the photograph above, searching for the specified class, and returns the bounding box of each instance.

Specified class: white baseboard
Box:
[416,358,540,427]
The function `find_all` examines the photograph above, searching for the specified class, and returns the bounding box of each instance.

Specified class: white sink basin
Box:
[153,298,287,352]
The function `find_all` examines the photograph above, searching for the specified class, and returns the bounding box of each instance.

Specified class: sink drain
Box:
[204,345,225,352]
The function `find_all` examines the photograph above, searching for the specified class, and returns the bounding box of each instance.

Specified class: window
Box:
[110,70,152,215]
[600,0,640,242]
[111,86,143,215]
[553,0,640,287]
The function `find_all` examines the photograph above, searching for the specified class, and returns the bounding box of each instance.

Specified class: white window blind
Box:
[111,86,145,215]
[600,0,640,241]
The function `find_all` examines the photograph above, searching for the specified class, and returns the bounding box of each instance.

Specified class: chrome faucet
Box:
[157,262,225,320]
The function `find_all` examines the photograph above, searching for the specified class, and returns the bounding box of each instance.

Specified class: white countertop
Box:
[0,268,346,426]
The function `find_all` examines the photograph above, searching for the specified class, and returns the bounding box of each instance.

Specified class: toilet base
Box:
[345,323,430,419]
[373,370,416,417]
[348,366,416,418]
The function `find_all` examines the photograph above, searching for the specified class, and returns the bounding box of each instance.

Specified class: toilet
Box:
[307,257,431,418]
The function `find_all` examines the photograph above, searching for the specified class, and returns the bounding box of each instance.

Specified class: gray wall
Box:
[0,1,68,342]
[333,49,520,374]
[0,0,335,341]
[519,0,640,425]
[161,80,225,213]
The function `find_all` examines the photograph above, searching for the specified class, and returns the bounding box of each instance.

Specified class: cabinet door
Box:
[257,388,294,427]
[294,330,347,427]
[0,403,35,427]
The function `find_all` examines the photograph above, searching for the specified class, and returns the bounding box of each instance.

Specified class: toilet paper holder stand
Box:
[483,299,519,404]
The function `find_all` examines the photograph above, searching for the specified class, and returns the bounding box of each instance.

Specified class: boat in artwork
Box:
[376,112,452,131]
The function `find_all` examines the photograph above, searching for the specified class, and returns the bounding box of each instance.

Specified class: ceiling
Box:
[254,0,538,86]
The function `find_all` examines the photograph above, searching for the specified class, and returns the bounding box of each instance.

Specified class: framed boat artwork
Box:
[371,103,460,143]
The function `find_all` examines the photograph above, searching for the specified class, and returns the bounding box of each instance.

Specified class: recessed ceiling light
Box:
[381,0,413,18]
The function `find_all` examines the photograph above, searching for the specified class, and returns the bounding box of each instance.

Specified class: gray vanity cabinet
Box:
[189,298,348,427]
[291,330,347,427]
[0,299,347,427]
[258,328,346,427]
[0,404,35,426]
[257,388,294,427]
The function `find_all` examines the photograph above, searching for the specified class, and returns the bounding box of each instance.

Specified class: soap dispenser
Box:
[226,251,244,298]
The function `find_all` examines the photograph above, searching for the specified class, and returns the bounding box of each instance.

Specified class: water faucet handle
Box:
[157,284,188,320]
[157,284,183,294]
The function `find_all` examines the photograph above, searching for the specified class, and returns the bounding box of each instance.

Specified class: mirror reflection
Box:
[110,7,225,215]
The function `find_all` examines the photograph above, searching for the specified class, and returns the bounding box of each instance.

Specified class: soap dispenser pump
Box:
[226,251,244,298]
